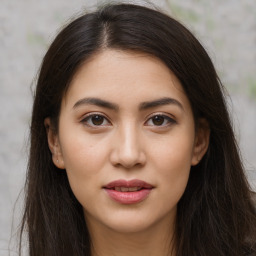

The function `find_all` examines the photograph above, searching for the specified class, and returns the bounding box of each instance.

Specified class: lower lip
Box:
[104,189,152,204]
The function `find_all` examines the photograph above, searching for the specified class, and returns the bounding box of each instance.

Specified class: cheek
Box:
[150,131,194,201]
[58,131,111,206]
[59,134,110,204]
[152,131,195,172]
[60,130,109,174]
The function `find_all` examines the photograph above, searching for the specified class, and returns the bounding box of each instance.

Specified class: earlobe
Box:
[191,118,210,166]
[44,118,65,169]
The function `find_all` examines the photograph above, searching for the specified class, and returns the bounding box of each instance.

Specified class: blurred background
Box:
[0,0,255,254]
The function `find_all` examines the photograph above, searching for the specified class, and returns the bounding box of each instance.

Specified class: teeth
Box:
[128,187,140,191]
[114,187,141,192]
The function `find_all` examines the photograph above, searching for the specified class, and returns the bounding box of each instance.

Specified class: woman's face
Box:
[46,50,209,234]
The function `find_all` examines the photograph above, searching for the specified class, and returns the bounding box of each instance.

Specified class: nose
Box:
[110,124,146,169]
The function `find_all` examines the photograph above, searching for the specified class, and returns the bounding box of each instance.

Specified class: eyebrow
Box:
[139,97,184,111]
[73,97,183,111]
[73,97,119,110]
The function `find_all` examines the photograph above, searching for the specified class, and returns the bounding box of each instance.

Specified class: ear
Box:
[191,118,210,166]
[44,117,65,169]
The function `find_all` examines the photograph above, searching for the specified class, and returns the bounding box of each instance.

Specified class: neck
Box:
[87,215,176,256]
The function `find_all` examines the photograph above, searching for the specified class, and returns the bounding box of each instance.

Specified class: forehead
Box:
[62,50,190,111]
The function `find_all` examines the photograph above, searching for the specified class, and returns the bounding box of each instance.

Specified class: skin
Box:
[45,50,210,256]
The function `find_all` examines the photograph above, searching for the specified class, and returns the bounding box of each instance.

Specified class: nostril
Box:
[109,133,146,168]
[113,161,145,169]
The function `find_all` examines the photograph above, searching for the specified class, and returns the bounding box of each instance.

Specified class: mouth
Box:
[110,186,144,192]
[103,179,154,204]
[104,179,154,189]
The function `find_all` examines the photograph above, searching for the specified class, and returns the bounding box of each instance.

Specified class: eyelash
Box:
[81,113,111,127]
[81,113,176,128]
[145,113,176,127]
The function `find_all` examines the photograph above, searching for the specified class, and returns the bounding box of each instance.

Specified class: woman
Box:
[20,3,256,256]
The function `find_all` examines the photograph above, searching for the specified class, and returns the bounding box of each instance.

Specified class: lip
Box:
[103,179,154,205]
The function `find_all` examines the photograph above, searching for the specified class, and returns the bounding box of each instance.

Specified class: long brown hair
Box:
[20,3,256,256]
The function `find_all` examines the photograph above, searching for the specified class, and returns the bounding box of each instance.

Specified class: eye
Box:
[145,114,176,127]
[81,113,111,127]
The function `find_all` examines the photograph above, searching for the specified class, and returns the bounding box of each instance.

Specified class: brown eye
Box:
[82,114,110,127]
[91,115,104,125]
[145,114,176,127]
[152,115,165,126]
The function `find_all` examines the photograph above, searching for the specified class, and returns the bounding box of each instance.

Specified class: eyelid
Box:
[79,112,176,128]
[80,112,112,127]
[144,112,177,126]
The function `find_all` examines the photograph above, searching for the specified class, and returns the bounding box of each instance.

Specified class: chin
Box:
[106,219,154,234]
[99,210,165,234]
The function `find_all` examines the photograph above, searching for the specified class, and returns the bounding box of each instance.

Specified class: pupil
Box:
[92,115,104,125]
[153,115,164,125]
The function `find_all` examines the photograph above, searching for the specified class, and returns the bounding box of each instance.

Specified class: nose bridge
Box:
[111,120,145,168]
[121,122,138,155]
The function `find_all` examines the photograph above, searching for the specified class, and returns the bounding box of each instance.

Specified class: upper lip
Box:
[104,179,154,189]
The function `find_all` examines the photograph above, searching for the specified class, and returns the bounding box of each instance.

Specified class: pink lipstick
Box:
[103,179,154,204]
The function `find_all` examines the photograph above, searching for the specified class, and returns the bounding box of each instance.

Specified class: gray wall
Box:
[1,0,255,254]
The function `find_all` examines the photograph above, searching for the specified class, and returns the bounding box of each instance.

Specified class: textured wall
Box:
[0,0,255,254]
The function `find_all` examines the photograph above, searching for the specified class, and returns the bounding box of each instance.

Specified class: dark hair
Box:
[20,3,256,256]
